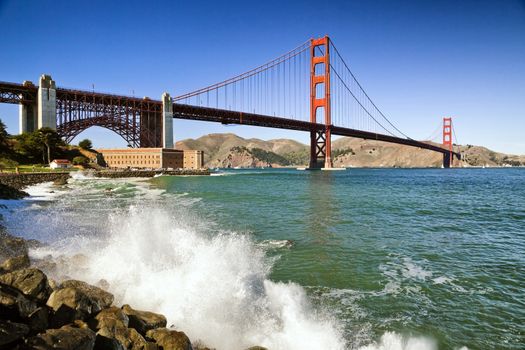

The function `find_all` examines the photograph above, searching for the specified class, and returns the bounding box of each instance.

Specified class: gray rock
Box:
[0,268,52,302]
[145,328,193,350]
[0,320,29,347]
[122,304,166,336]
[25,324,96,350]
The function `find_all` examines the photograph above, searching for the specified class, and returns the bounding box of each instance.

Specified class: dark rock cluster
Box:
[0,231,267,350]
[0,183,28,200]
[0,173,71,191]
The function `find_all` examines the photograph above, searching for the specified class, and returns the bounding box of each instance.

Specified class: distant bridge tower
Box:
[443,117,453,168]
[309,36,332,169]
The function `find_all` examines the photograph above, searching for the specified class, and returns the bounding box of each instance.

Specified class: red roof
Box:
[52,159,71,164]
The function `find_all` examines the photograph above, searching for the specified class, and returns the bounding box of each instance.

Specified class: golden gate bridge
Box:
[0,35,460,168]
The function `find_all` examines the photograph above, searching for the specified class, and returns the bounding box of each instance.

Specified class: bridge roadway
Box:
[0,81,459,158]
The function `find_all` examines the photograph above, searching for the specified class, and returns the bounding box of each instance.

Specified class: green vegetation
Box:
[230,146,301,166]
[73,156,89,166]
[79,139,93,150]
[0,118,88,173]
[0,119,9,154]
[12,127,65,164]
[332,148,355,158]
[488,151,498,163]
[282,150,309,165]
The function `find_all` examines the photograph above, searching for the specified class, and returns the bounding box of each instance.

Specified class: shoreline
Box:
[0,230,265,350]
[0,169,211,200]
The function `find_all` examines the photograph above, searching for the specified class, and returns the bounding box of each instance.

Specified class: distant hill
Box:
[175,133,308,168]
[176,133,525,168]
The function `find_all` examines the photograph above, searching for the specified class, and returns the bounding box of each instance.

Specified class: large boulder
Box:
[27,306,49,334]
[0,268,51,302]
[0,232,28,267]
[0,320,29,348]
[97,326,152,350]
[122,304,166,336]
[0,183,29,200]
[193,343,215,350]
[25,324,96,350]
[89,306,129,330]
[47,280,114,326]
[94,333,126,350]
[0,282,39,319]
[0,254,30,273]
[145,328,192,350]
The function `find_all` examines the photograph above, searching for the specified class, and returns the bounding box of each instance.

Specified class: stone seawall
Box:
[0,172,71,190]
[94,169,210,178]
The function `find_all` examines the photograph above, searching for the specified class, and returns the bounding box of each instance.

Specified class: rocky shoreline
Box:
[0,173,70,191]
[0,170,210,200]
[0,230,266,350]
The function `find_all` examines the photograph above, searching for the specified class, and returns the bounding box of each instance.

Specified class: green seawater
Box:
[3,168,524,349]
[151,168,525,349]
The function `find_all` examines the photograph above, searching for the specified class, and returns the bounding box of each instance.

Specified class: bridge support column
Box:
[19,101,37,134]
[443,152,451,168]
[162,92,173,148]
[37,74,56,130]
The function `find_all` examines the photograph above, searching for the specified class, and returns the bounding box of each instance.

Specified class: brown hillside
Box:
[176,133,525,168]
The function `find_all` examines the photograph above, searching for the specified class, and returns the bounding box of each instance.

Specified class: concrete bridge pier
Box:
[443,152,451,168]
[162,92,174,148]
[19,90,37,133]
[37,75,56,130]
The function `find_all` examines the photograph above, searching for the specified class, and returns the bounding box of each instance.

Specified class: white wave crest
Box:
[34,205,345,350]
[358,332,436,350]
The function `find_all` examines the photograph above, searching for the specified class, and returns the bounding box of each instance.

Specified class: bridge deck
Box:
[173,103,459,157]
[0,82,459,157]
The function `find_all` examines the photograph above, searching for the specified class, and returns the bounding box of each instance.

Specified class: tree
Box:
[72,156,89,166]
[14,132,42,161]
[38,128,64,164]
[0,119,9,154]
[79,139,93,150]
[14,128,64,164]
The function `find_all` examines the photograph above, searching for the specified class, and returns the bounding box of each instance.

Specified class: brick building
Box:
[97,148,204,170]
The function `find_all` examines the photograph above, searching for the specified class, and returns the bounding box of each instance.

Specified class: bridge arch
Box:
[56,115,141,148]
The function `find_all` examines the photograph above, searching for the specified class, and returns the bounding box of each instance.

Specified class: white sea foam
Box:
[401,258,432,280]
[23,181,63,201]
[32,205,345,350]
[70,171,96,180]
[432,276,452,285]
[258,239,294,249]
[358,332,437,350]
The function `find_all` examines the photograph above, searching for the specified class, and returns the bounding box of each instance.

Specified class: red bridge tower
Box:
[309,36,332,169]
[443,117,453,168]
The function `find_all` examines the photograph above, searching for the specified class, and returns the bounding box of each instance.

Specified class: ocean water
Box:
[1,168,524,349]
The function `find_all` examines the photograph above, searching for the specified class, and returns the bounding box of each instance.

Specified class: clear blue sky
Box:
[1,0,524,154]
